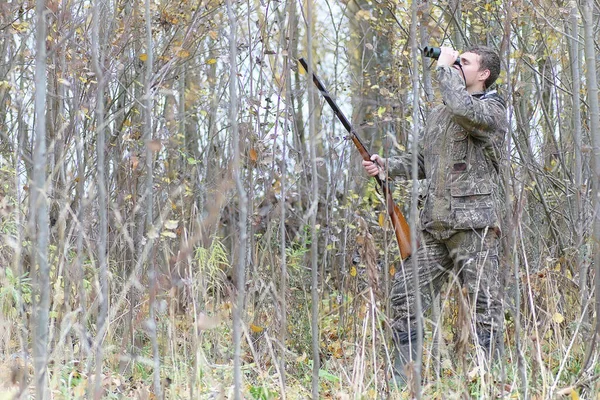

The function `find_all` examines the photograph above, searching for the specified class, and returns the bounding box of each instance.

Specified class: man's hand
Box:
[362,154,385,177]
[437,46,460,67]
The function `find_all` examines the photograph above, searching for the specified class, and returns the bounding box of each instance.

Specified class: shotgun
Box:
[299,58,412,259]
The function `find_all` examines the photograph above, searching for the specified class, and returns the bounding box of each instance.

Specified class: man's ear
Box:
[479,69,491,83]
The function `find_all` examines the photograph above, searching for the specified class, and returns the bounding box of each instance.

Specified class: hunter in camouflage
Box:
[363,45,508,387]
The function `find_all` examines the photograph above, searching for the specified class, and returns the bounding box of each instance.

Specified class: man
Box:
[362,46,508,386]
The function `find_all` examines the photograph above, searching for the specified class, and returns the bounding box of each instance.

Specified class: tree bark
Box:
[91,0,109,398]
[31,0,50,397]
[226,0,247,398]
[582,0,600,368]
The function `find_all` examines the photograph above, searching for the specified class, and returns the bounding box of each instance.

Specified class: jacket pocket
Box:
[450,180,496,229]
[452,131,469,161]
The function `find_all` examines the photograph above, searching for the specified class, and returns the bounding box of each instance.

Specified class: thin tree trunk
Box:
[32,0,50,397]
[582,0,600,368]
[142,0,161,395]
[304,1,320,398]
[409,0,423,397]
[227,0,247,398]
[15,37,31,398]
[569,2,586,327]
[91,0,109,398]
[501,1,527,395]
[277,0,298,391]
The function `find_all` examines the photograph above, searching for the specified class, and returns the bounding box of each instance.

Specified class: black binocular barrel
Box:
[422,46,461,65]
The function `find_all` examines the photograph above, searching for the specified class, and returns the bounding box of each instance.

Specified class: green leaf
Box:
[318,369,340,383]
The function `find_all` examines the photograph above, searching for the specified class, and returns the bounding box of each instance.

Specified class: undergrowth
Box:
[0,230,598,399]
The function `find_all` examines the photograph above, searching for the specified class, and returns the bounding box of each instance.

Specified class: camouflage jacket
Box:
[386,65,508,234]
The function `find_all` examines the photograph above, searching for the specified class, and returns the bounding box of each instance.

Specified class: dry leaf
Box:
[177,49,190,58]
[557,387,579,400]
[249,148,258,162]
[147,139,162,152]
[250,323,264,333]
[131,155,139,170]
[552,312,565,324]
[378,213,385,228]
[164,220,178,230]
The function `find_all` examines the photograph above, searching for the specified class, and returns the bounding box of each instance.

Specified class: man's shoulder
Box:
[475,90,506,108]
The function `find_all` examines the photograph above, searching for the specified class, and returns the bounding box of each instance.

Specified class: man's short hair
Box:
[465,45,501,89]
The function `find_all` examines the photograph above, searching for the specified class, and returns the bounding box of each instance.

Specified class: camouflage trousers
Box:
[390,227,502,348]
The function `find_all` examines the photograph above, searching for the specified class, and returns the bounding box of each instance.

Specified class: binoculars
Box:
[423,46,461,65]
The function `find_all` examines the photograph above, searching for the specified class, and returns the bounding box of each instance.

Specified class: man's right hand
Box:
[362,154,385,177]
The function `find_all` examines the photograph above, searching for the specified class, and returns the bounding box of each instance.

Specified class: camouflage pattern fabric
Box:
[385,65,507,236]
[384,65,508,346]
[390,228,502,341]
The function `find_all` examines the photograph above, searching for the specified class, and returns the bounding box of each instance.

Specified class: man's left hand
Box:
[437,46,460,67]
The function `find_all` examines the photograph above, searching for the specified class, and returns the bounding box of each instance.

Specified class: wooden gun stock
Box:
[299,58,412,259]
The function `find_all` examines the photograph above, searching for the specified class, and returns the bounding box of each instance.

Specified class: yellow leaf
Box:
[206,58,217,65]
[139,53,148,62]
[350,266,357,277]
[389,265,396,276]
[73,378,87,397]
[552,312,565,324]
[557,387,579,399]
[378,213,386,228]
[250,323,264,333]
[177,49,190,58]
[161,231,177,238]
[164,220,178,230]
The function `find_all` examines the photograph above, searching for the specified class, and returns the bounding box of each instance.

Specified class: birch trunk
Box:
[568,2,586,326]
[226,0,247,398]
[32,0,50,397]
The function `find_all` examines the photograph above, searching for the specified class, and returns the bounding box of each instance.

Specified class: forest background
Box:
[1,0,600,398]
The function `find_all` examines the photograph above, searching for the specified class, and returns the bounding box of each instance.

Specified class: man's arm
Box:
[362,151,426,180]
[436,65,506,138]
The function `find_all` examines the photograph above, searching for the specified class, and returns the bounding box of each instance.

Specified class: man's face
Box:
[456,51,490,92]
